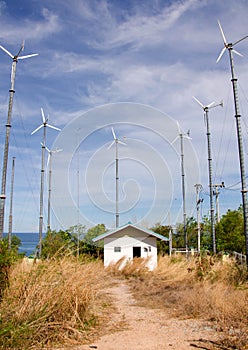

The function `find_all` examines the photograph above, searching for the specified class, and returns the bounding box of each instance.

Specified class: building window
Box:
[148,246,151,252]
[114,247,121,252]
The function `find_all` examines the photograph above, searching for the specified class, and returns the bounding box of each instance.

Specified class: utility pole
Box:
[195,184,203,253]
[8,157,15,250]
[213,182,225,223]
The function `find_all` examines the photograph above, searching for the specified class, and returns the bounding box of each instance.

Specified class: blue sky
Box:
[0,0,248,232]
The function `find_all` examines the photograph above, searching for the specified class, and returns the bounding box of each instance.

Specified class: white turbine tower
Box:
[31,108,61,257]
[193,96,223,254]
[45,146,62,232]
[172,122,191,252]
[0,42,38,238]
[216,20,248,265]
[108,127,126,228]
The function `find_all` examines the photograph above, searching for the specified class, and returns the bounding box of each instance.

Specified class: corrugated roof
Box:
[92,222,169,242]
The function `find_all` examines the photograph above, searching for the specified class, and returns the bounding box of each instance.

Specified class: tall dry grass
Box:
[0,256,109,349]
[109,254,248,349]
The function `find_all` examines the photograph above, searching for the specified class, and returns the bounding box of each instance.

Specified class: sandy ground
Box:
[74,280,219,350]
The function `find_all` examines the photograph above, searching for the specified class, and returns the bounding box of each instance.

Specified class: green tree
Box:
[41,229,76,258]
[216,207,245,253]
[200,216,212,251]
[84,223,106,244]
[174,217,198,249]
[151,224,170,255]
[79,224,106,257]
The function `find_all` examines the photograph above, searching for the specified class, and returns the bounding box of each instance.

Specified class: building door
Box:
[133,246,141,258]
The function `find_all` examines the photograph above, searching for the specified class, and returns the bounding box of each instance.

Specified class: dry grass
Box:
[0,256,110,349]
[1,254,247,349]
[110,254,248,349]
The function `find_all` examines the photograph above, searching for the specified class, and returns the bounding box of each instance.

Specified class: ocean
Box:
[3,232,39,256]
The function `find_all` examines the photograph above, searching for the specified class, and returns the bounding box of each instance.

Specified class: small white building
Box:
[92,222,168,270]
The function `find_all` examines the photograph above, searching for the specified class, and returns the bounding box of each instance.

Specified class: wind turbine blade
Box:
[0,45,14,58]
[47,153,51,166]
[217,20,227,44]
[18,53,38,60]
[45,145,50,152]
[47,124,61,132]
[53,148,62,153]
[176,120,181,134]
[41,108,46,123]
[193,96,204,108]
[107,140,115,150]
[31,124,43,135]
[118,140,127,146]
[207,101,215,108]
[111,127,116,140]
[216,47,226,63]
[233,35,248,47]
[171,135,179,144]
[21,40,25,51]
[232,49,243,58]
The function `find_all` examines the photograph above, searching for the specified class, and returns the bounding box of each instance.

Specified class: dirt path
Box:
[76,280,219,350]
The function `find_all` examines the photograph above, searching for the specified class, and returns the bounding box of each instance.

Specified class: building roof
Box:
[92,222,169,242]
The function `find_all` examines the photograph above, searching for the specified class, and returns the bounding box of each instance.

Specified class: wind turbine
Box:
[193,96,223,254]
[0,42,38,238]
[45,146,62,231]
[31,108,61,257]
[216,20,248,265]
[172,122,191,252]
[108,127,126,228]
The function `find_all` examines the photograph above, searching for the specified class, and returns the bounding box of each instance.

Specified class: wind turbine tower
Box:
[193,96,223,254]
[0,42,38,238]
[172,122,191,251]
[216,20,248,265]
[31,108,61,257]
[108,127,126,228]
[45,146,62,231]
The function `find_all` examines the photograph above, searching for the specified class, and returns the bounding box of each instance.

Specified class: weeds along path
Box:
[76,279,219,350]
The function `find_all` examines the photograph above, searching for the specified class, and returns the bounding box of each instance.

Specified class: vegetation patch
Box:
[0,257,109,349]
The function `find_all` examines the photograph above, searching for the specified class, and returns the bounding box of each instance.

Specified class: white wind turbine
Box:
[45,146,62,232]
[172,121,191,252]
[0,42,38,238]
[31,108,61,257]
[193,96,223,254]
[108,127,126,228]
[216,20,248,265]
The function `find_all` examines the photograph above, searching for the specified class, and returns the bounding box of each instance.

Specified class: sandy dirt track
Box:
[74,280,219,350]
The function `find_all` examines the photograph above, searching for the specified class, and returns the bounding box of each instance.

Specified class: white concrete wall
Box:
[103,226,158,270]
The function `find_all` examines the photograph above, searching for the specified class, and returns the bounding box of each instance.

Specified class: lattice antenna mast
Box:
[31,108,61,257]
[172,122,192,252]
[193,96,223,254]
[0,42,38,238]
[217,20,248,265]
[108,127,126,228]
